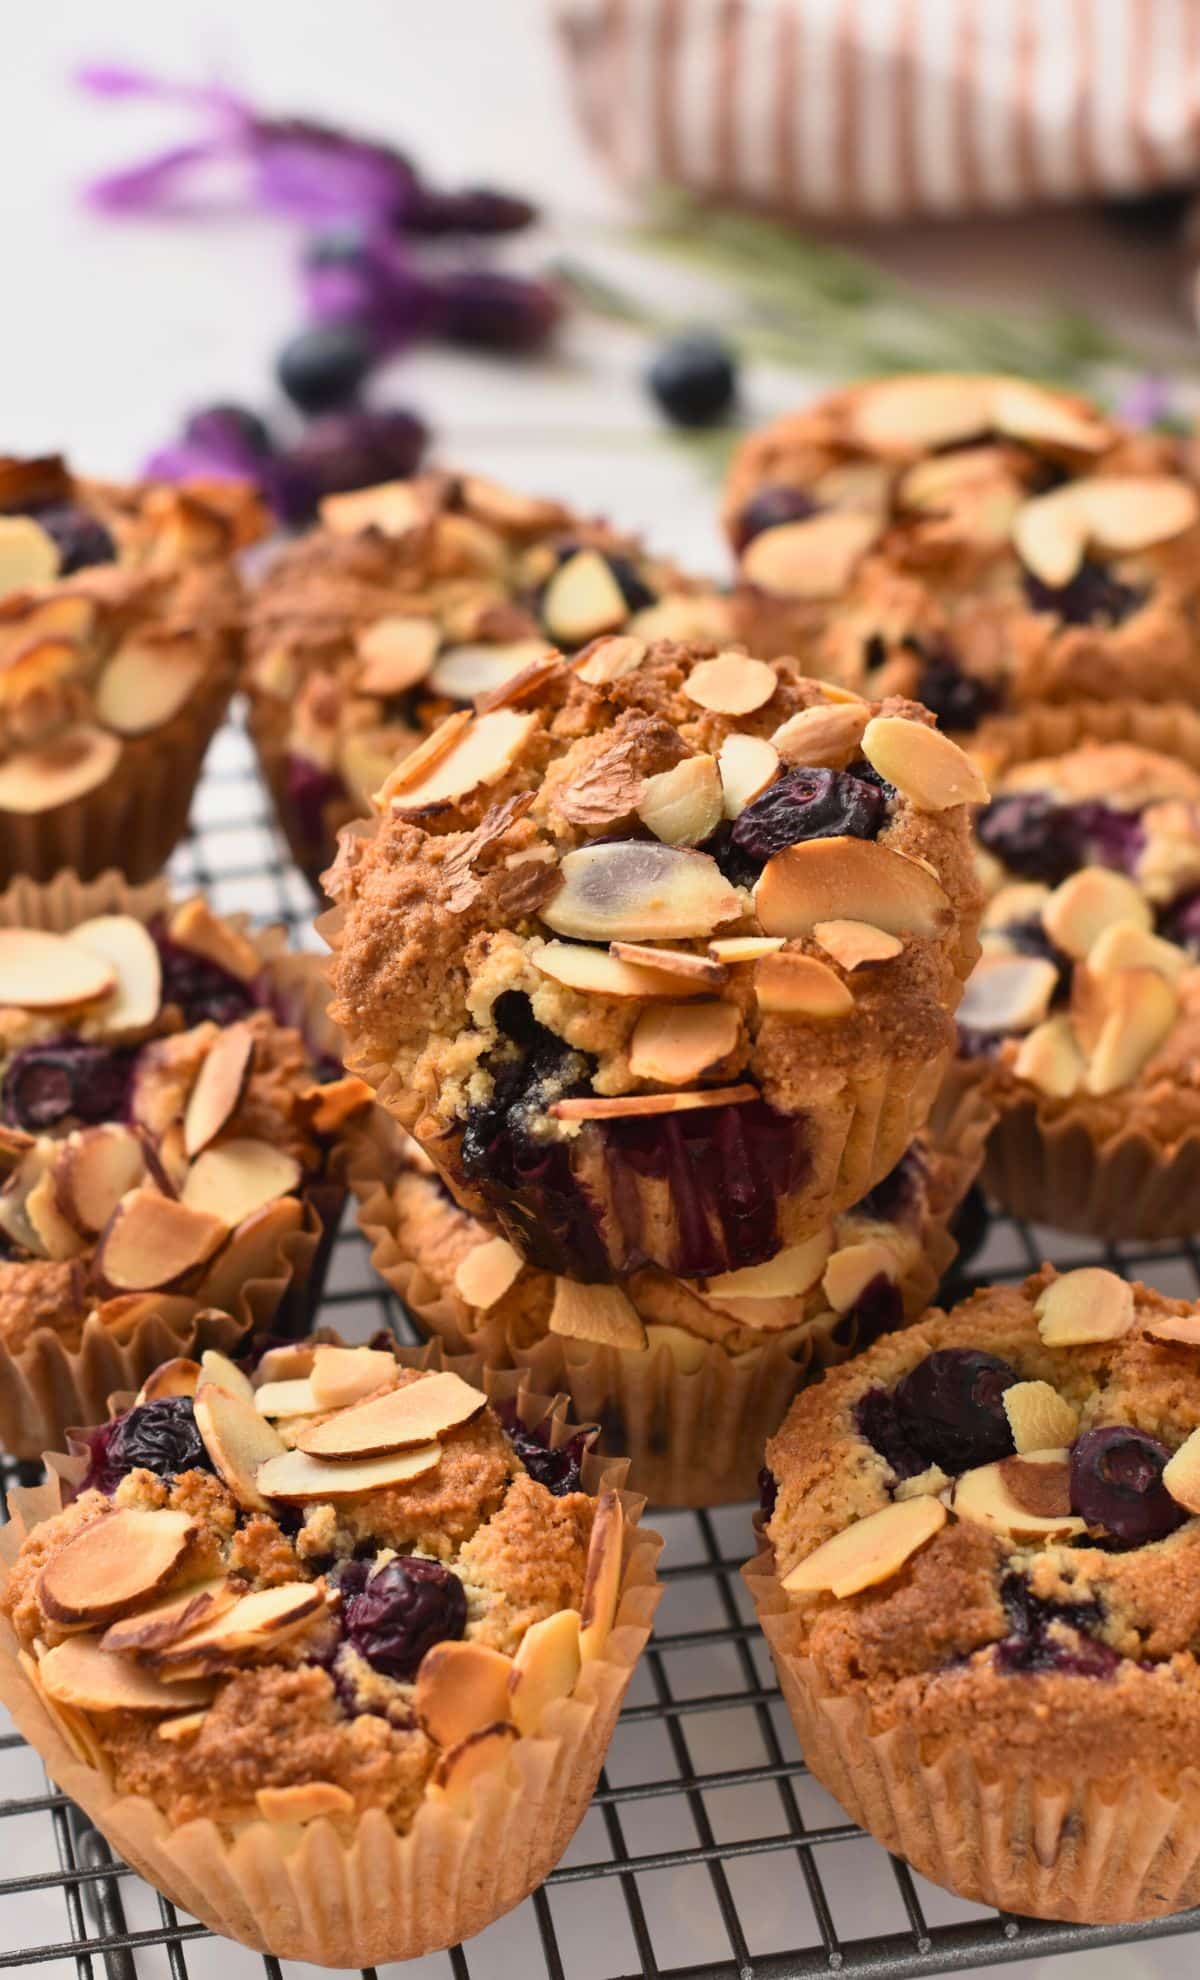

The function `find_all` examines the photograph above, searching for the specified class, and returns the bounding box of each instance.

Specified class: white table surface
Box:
[1,5,1199,1976]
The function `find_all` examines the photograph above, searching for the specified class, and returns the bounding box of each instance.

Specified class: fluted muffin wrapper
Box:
[0,872,350,1455]
[246,690,359,896]
[743,1539,1200,1923]
[345,1080,991,1505]
[0,1345,662,1966]
[962,698,1200,1238]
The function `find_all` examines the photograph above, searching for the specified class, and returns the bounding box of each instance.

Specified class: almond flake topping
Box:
[1002,1381,1080,1454]
[0,928,114,1010]
[67,915,162,1036]
[636,754,724,847]
[782,1496,946,1599]
[0,514,59,589]
[167,900,260,983]
[609,942,727,987]
[532,939,711,1001]
[39,1509,198,1626]
[770,702,869,770]
[1081,967,1178,1095]
[952,1451,1085,1543]
[822,1238,901,1312]
[255,1442,441,1501]
[718,732,779,815]
[542,550,629,645]
[429,1722,519,1808]
[194,1383,286,1512]
[183,1022,254,1157]
[149,1581,325,1668]
[573,635,646,686]
[355,615,440,696]
[628,1000,740,1083]
[181,1139,302,1226]
[705,1229,832,1299]
[254,1378,320,1418]
[958,954,1058,1035]
[550,1083,757,1121]
[38,1637,212,1715]
[56,1124,147,1236]
[861,716,988,812]
[1163,1428,1200,1514]
[813,919,903,970]
[1143,1311,1200,1349]
[684,653,777,716]
[310,1344,402,1410]
[415,1639,514,1747]
[755,837,948,940]
[387,707,538,813]
[508,1608,582,1735]
[98,1189,227,1292]
[454,1236,523,1310]
[1012,1014,1084,1098]
[95,638,207,737]
[1042,867,1150,961]
[1015,476,1199,586]
[255,1782,356,1824]
[540,841,742,943]
[754,952,854,1018]
[708,935,785,964]
[101,1577,237,1655]
[295,1370,485,1459]
[741,511,880,598]
[1035,1267,1135,1346]
[549,1277,648,1349]
[428,638,554,703]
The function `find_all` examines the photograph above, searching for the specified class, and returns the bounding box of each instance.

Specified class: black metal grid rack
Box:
[3,706,1199,1980]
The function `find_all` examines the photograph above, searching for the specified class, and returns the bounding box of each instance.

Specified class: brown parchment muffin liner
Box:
[344,1080,993,1506]
[0,871,351,1455]
[959,698,1200,1238]
[743,1540,1200,1922]
[0,1342,663,1965]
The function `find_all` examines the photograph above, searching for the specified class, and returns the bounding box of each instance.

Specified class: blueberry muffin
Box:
[748,1263,1200,1921]
[0,454,264,883]
[324,638,983,1282]
[349,1086,991,1505]
[244,470,732,886]
[722,375,1200,730]
[0,1343,660,1963]
[954,703,1200,1235]
[0,873,367,1453]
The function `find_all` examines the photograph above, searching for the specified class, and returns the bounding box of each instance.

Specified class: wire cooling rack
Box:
[4,705,1200,1980]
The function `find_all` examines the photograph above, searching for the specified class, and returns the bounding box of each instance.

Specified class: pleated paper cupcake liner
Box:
[246,691,360,896]
[0,1346,662,1966]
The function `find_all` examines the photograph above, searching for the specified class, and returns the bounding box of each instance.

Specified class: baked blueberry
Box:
[1069,1425,1186,1546]
[341,1555,467,1679]
[892,1347,1018,1473]
[730,766,886,867]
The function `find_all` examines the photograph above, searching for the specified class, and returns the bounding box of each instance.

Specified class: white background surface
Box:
[1,4,1198,1977]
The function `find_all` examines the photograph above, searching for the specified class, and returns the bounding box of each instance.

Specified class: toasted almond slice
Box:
[1087,922,1188,983]
[415,1639,514,1746]
[432,640,556,705]
[708,935,785,964]
[741,512,879,597]
[754,951,854,1018]
[718,732,780,816]
[846,374,994,454]
[1144,1311,1200,1348]
[542,550,629,644]
[550,1083,758,1121]
[182,1139,302,1225]
[1082,968,1178,1094]
[1163,1427,1200,1513]
[580,1491,623,1661]
[461,474,567,531]
[958,954,1058,1034]
[770,702,870,770]
[705,1229,832,1299]
[812,918,903,970]
[1013,1014,1085,1098]
[183,1023,255,1158]
[167,900,260,983]
[194,1195,304,1312]
[953,1451,1085,1542]
[320,479,427,536]
[573,634,647,686]
[428,1722,520,1809]
[39,1636,211,1714]
[295,1370,486,1459]
[98,1188,228,1292]
[454,1236,523,1310]
[541,841,742,943]
[95,640,207,736]
[0,927,115,1009]
[66,915,162,1036]
[782,1496,946,1599]
[300,1075,374,1133]
[194,1383,286,1512]
[152,1581,325,1666]
[136,1357,201,1404]
[26,1169,87,1260]
[39,1509,197,1626]
[549,1277,648,1349]
[101,1577,236,1654]
[255,1343,317,1383]
[390,708,538,813]
[0,637,85,712]
[309,1344,399,1411]
[508,1607,581,1735]
[355,615,440,695]
[254,1378,320,1418]
[0,725,122,814]
[636,754,724,847]
[684,653,777,716]
[255,1781,356,1824]
[0,592,93,652]
[1083,476,1199,555]
[55,1125,147,1237]
[157,1710,209,1742]
[1002,1381,1080,1455]
[754,837,948,940]
[197,1348,255,1403]
[628,1000,740,1083]
[374,709,473,807]
[822,1238,901,1312]
[1013,484,1089,586]
[861,716,988,811]
[532,938,705,1000]
[1035,1267,1135,1346]
[92,1293,198,1341]
[990,379,1110,453]
[0,514,59,590]
[1043,867,1150,961]
[609,942,727,987]
[981,882,1052,931]
[256,1442,441,1501]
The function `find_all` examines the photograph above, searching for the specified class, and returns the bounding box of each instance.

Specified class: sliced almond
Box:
[782,1496,946,1598]
[861,716,988,812]
[301,1075,374,1134]
[770,702,870,771]
[0,927,115,1009]
[636,754,724,847]
[454,1236,523,1310]
[182,1138,301,1226]
[66,915,162,1036]
[755,836,948,940]
[428,638,554,703]
[254,1343,316,1384]
[198,1348,255,1404]
[158,1711,209,1742]
[26,1169,87,1260]
[532,938,706,1001]
[355,615,440,695]
[628,1000,740,1083]
[704,1229,832,1299]
[373,709,473,806]
[0,514,59,590]
[39,1508,197,1626]
[1013,484,1092,586]
[719,733,780,816]
[0,725,122,814]
[1144,1311,1200,1349]
[1082,968,1178,1094]
[95,640,207,736]
[1087,922,1188,983]
[684,653,777,716]
[98,1188,228,1292]
[255,1781,356,1824]
[541,841,742,943]
[1035,1267,1135,1346]
[1042,867,1150,961]
[579,1490,624,1661]
[981,882,1052,932]
[38,1636,211,1715]
[754,951,854,1018]
[136,1357,201,1404]
[183,1023,255,1157]
[428,1722,519,1809]
[953,1451,1085,1542]
[551,1082,757,1121]
[415,1638,513,1746]
[295,1370,486,1459]
[461,474,567,532]
[194,1383,286,1512]
[152,1581,325,1667]
[320,480,427,537]
[958,954,1058,1035]
[254,1378,320,1419]
[812,919,902,970]
[1002,1381,1080,1455]
[1162,1427,1200,1514]
[822,1238,901,1312]
[741,512,879,598]
[508,1607,581,1735]
[55,1125,147,1237]
[100,1577,236,1654]
[389,707,538,813]
[542,550,629,645]
[573,635,646,686]
[309,1344,399,1411]
[990,379,1110,453]
[1013,1014,1085,1098]
[256,1442,441,1501]
[1015,476,1199,586]
[549,1277,648,1350]
[846,374,994,455]
[609,942,727,988]
[167,901,260,984]
[194,1195,304,1312]
[708,935,785,964]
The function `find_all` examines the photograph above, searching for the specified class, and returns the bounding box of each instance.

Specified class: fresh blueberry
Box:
[733,485,819,552]
[404,186,537,235]
[911,648,1002,733]
[341,1556,466,1680]
[79,1398,215,1496]
[892,1347,1019,1474]
[730,766,886,870]
[270,407,428,526]
[183,402,275,463]
[646,332,738,429]
[32,502,116,576]
[1022,560,1146,629]
[2,1038,134,1132]
[277,322,375,415]
[435,270,561,353]
[1069,1426,1186,1546]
